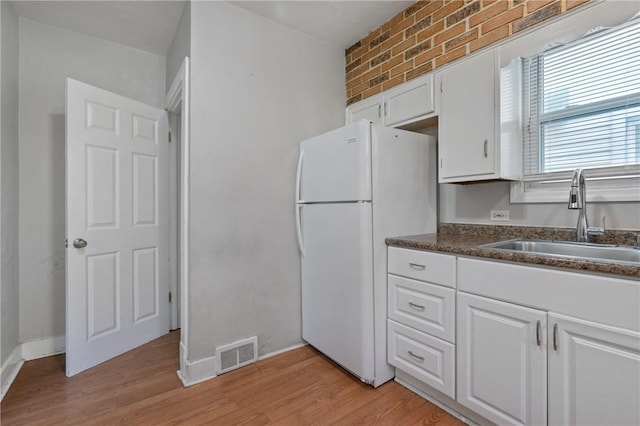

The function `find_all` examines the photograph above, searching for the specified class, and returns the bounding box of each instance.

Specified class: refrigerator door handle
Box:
[295,204,305,256]
[295,149,303,203]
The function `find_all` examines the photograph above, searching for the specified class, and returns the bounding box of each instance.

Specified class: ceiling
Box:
[12,1,187,56]
[230,1,414,49]
[11,0,415,55]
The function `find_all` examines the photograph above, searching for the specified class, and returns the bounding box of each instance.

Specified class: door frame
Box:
[165,57,190,381]
[168,111,180,330]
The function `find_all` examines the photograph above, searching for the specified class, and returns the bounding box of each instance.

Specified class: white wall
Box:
[1,0,20,367]
[18,18,166,342]
[439,1,640,231]
[188,1,345,362]
[166,1,190,91]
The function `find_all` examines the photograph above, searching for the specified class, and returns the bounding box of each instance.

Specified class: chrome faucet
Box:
[568,168,605,243]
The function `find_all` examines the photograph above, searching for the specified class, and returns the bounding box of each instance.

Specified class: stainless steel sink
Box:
[480,239,640,265]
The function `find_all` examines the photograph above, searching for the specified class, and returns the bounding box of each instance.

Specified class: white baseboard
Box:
[394,370,485,426]
[1,336,66,401]
[179,341,187,379]
[1,345,24,401]
[258,342,307,361]
[21,336,65,360]
[176,341,308,387]
[178,351,217,387]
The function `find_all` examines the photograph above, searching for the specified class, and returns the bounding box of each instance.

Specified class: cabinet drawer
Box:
[388,247,456,288]
[388,319,455,398]
[388,274,455,343]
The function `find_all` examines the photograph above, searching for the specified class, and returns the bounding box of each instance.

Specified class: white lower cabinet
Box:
[457,292,547,425]
[456,293,640,426]
[388,249,640,425]
[388,274,455,342]
[388,319,455,398]
[548,313,640,426]
[386,249,456,399]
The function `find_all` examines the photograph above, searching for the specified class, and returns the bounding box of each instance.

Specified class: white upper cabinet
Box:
[346,73,436,127]
[439,51,495,182]
[438,50,521,183]
[385,76,434,126]
[346,50,521,184]
[347,96,383,125]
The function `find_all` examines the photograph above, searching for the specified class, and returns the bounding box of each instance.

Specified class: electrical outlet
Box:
[490,210,510,221]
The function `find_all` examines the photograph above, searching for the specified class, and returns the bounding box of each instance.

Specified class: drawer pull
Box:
[408,351,424,362]
[408,262,426,270]
[408,302,425,311]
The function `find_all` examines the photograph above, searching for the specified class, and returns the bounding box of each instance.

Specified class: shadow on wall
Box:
[442,180,638,229]
[445,181,514,222]
[50,110,66,327]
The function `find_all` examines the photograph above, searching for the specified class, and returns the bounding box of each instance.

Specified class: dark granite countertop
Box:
[386,224,640,280]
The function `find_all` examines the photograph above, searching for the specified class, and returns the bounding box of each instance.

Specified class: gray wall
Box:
[18,18,167,342]
[188,1,345,361]
[439,181,640,230]
[1,0,19,365]
[166,1,190,91]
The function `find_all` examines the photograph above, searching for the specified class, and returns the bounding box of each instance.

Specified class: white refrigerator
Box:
[295,120,436,387]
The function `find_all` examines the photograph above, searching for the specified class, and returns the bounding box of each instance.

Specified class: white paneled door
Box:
[66,79,169,377]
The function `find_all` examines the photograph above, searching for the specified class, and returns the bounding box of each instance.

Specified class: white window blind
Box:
[522,17,640,183]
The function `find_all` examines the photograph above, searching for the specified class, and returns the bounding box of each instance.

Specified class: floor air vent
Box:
[215,336,258,374]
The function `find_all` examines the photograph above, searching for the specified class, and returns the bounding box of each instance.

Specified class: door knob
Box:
[73,238,88,249]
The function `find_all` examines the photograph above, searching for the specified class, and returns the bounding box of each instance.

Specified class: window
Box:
[513,16,640,203]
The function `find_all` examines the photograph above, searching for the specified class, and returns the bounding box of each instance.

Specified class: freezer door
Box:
[298,121,372,203]
[300,202,375,382]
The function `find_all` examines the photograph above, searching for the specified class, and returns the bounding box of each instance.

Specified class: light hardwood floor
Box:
[1,331,463,425]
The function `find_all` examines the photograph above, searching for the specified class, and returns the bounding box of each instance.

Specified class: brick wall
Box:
[345,0,590,106]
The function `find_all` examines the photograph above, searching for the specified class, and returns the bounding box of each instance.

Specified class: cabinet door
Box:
[384,75,434,126]
[457,292,547,425]
[548,313,640,426]
[346,96,383,125]
[439,51,496,182]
